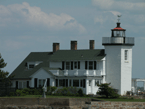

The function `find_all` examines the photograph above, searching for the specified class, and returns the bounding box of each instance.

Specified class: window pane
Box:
[43,79,45,86]
[89,61,93,65]
[74,62,77,68]
[39,80,41,87]
[66,62,70,70]
[89,61,93,70]
[66,62,69,65]
[125,50,128,60]
[29,64,34,68]
[73,80,79,87]
[23,82,26,88]
[69,79,71,86]
[19,82,22,89]
[59,79,63,86]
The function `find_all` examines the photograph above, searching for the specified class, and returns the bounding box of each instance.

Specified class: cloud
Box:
[0,2,86,33]
[92,0,145,11]
[109,11,121,16]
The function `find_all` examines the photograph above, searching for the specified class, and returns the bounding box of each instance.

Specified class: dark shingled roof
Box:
[9,49,105,79]
[49,49,105,61]
[9,52,53,79]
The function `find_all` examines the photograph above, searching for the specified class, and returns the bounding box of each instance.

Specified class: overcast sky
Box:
[0,0,145,86]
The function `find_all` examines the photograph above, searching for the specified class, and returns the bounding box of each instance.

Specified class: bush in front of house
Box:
[67,86,78,95]
[55,89,63,96]
[53,87,84,97]
[21,88,29,95]
[9,92,16,96]
[50,86,57,94]
[78,88,84,97]
[15,89,26,96]
[97,83,120,98]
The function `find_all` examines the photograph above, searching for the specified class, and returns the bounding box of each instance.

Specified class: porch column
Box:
[144,81,145,91]
[86,79,88,95]
[91,79,94,94]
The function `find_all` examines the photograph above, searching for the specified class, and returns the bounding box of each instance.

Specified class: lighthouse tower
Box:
[102,16,134,95]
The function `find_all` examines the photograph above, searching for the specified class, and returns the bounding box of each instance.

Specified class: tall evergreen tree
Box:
[0,53,15,86]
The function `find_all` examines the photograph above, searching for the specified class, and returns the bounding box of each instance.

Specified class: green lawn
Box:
[0,95,94,99]
[0,95,145,102]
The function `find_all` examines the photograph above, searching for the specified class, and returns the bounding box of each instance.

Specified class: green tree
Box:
[97,83,120,98]
[0,53,15,86]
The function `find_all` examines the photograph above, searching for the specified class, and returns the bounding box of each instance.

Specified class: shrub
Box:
[62,87,68,96]
[66,91,71,96]
[46,86,51,95]
[50,86,57,94]
[33,89,40,95]
[67,86,78,95]
[78,88,84,97]
[21,88,29,95]
[56,89,63,96]
[9,92,15,96]
[97,83,120,98]
[15,89,26,96]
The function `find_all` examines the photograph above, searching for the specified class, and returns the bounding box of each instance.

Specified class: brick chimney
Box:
[71,41,77,50]
[53,43,59,52]
[90,40,94,50]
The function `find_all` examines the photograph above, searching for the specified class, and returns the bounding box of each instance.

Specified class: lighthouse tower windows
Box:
[125,50,128,60]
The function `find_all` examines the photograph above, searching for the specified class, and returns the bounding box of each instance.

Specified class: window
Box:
[39,79,45,87]
[19,82,22,89]
[23,82,26,88]
[95,79,100,86]
[73,80,79,87]
[74,62,77,69]
[89,80,91,86]
[81,80,83,87]
[69,79,71,86]
[59,79,63,86]
[56,79,58,87]
[29,64,34,68]
[43,79,45,86]
[89,61,93,70]
[66,62,70,70]
[125,50,128,60]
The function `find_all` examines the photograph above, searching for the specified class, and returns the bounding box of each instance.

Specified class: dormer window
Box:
[29,64,34,68]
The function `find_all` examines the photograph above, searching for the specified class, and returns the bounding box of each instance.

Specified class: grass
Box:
[0,95,94,99]
[0,95,145,102]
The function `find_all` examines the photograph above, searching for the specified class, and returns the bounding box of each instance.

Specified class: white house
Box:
[9,20,134,95]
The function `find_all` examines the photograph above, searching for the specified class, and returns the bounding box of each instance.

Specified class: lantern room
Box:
[111,22,126,37]
[102,15,134,46]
